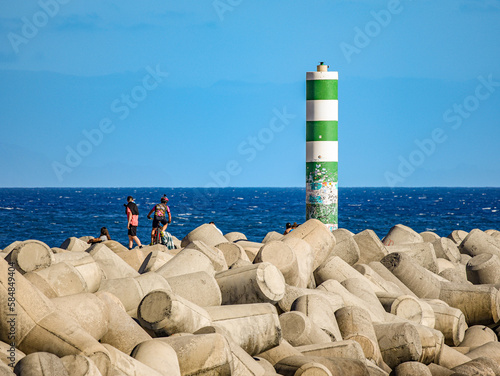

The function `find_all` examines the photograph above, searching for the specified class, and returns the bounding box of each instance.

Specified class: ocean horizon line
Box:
[0,186,499,190]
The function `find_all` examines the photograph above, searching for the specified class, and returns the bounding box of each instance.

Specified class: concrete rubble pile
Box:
[1,220,500,375]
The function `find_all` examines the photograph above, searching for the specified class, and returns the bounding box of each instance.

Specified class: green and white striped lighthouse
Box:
[306,62,338,231]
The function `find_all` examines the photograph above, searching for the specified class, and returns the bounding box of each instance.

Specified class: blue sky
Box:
[0,0,499,187]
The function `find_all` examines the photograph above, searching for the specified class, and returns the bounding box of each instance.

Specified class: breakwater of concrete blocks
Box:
[1,221,500,375]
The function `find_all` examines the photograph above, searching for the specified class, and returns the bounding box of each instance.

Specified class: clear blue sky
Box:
[1,0,499,188]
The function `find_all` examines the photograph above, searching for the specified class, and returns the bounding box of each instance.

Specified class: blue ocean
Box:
[0,187,498,249]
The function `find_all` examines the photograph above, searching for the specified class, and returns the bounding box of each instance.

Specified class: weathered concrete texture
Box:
[459,228,500,257]
[256,340,301,368]
[426,363,454,376]
[115,249,149,271]
[458,325,497,349]
[204,303,281,355]
[158,333,233,375]
[102,343,164,376]
[53,253,102,293]
[291,294,342,341]
[215,242,250,268]
[437,344,471,369]
[314,256,380,293]
[425,300,467,347]
[368,261,417,297]
[96,291,152,356]
[138,289,211,336]
[101,240,128,253]
[354,264,403,296]
[87,243,139,279]
[331,228,360,265]
[279,311,332,347]
[215,262,285,305]
[51,293,109,341]
[380,253,441,299]
[138,250,173,273]
[439,282,500,325]
[281,236,315,288]
[341,278,387,321]
[466,342,500,363]
[262,231,284,243]
[317,279,382,322]
[184,240,228,272]
[181,223,228,248]
[275,355,370,376]
[450,356,500,376]
[0,259,111,375]
[388,295,435,328]
[373,322,422,369]
[254,241,299,287]
[278,284,343,313]
[60,354,102,376]
[98,272,172,317]
[24,262,89,298]
[13,352,69,376]
[420,231,440,243]
[353,230,388,264]
[224,231,247,242]
[194,325,269,376]
[394,361,432,376]
[296,340,366,361]
[235,240,265,262]
[155,247,215,279]
[382,224,424,246]
[466,253,500,285]
[60,237,89,253]
[335,306,382,365]
[447,229,468,246]
[286,219,335,270]
[7,240,55,274]
[165,271,222,307]
[130,340,181,376]
[386,242,439,274]
[432,238,461,263]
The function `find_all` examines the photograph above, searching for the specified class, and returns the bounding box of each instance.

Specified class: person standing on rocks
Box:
[125,196,142,249]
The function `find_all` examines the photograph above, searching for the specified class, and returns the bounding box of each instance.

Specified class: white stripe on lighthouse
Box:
[306,71,339,80]
[306,100,338,121]
[306,141,338,162]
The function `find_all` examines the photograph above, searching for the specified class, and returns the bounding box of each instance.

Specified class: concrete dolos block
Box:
[0,258,111,375]
[380,252,441,299]
[382,224,424,246]
[215,262,285,305]
[6,240,55,274]
[203,303,281,356]
[98,272,172,318]
[155,247,215,279]
[353,230,388,264]
[286,218,336,270]
[158,333,233,375]
[439,282,500,325]
[254,241,300,287]
[181,223,228,248]
[164,271,222,307]
[130,340,181,376]
[279,311,332,347]
[138,289,211,336]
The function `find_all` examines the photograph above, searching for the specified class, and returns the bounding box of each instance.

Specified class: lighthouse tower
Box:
[305,62,338,231]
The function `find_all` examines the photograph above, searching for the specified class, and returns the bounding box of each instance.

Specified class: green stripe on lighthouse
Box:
[306,121,338,141]
[306,79,338,100]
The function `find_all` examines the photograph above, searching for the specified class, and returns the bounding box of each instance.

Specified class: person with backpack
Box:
[125,196,143,249]
[147,194,172,245]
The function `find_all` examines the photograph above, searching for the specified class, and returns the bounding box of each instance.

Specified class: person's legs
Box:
[128,235,133,249]
[133,235,142,247]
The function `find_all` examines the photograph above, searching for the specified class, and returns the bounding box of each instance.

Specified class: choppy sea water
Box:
[0,187,498,249]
